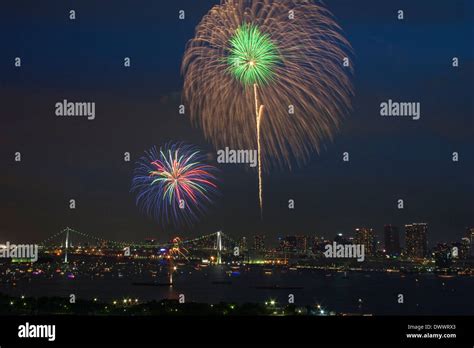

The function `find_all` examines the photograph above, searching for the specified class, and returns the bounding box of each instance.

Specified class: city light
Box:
[2,222,472,320]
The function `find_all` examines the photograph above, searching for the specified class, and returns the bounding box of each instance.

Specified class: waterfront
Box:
[2,263,473,315]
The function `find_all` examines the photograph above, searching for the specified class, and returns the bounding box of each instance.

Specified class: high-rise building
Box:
[254,235,265,251]
[311,236,330,254]
[384,225,400,256]
[466,227,474,257]
[433,243,452,268]
[355,228,376,256]
[455,239,469,260]
[238,237,247,253]
[405,223,428,258]
[295,235,308,253]
[283,236,297,252]
[277,235,308,253]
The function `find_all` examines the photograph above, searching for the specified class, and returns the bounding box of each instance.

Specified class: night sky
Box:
[1,0,473,246]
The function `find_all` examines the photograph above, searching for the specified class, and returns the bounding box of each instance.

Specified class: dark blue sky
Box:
[1,0,473,246]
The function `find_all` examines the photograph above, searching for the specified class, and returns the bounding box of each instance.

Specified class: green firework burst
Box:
[227,23,280,86]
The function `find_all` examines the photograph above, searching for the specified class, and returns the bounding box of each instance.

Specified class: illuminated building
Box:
[254,235,265,251]
[384,225,400,256]
[405,223,428,258]
[238,237,248,252]
[295,236,308,253]
[355,228,376,256]
[454,240,469,260]
[311,237,330,254]
[280,236,297,252]
[433,243,452,268]
[466,227,474,257]
[277,235,308,253]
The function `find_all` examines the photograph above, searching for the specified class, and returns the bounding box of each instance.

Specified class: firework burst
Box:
[227,23,280,86]
[131,143,219,227]
[182,0,354,214]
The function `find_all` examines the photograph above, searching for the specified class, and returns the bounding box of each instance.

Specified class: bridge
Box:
[40,227,236,265]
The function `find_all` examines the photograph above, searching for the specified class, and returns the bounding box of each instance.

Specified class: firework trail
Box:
[165,237,189,285]
[182,0,354,215]
[131,143,219,227]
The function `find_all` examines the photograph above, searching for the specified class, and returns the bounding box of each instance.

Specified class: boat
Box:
[437,274,455,279]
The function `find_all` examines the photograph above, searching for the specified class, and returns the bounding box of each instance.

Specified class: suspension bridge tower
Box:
[64,228,70,263]
[216,231,222,265]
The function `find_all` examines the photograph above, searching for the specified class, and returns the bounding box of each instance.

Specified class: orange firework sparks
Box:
[182,0,354,214]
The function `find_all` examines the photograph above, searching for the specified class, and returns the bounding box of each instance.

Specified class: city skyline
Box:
[30,222,474,253]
